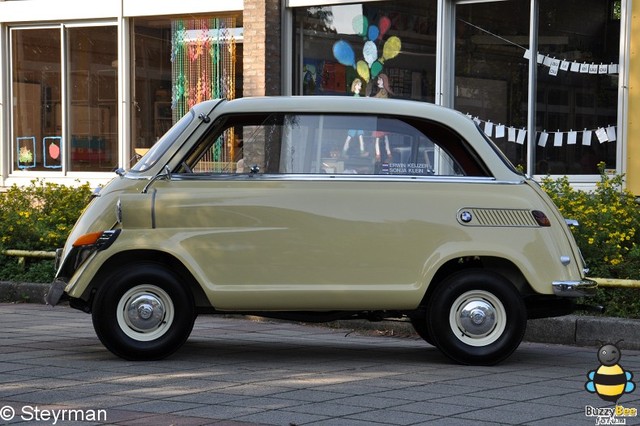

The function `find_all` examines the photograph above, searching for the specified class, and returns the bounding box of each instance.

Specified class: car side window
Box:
[179,113,489,177]
[279,114,487,177]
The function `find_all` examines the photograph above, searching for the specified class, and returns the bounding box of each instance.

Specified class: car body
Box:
[47,96,596,365]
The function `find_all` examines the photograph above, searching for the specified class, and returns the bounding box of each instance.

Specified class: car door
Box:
[151,111,490,311]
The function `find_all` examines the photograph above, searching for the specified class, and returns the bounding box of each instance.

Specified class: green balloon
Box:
[371,61,383,78]
[352,15,368,37]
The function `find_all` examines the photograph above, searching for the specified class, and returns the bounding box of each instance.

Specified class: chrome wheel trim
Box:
[116,285,174,341]
[448,290,506,347]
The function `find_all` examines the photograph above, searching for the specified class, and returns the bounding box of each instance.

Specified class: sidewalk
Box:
[1,280,639,350]
[1,302,640,426]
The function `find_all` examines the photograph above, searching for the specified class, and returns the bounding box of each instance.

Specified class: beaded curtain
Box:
[171,17,236,169]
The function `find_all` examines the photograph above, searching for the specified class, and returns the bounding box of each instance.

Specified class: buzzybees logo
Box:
[584,341,637,425]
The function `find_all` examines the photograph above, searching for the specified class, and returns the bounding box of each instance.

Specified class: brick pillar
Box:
[243,0,281,97]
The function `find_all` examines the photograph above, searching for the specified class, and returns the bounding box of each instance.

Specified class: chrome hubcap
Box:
[126,295,165,331]
[449,290,506,347]
[459,300,496,337]
[116,285,175,341]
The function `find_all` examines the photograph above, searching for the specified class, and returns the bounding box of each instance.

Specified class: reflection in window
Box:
[185,114,478,177]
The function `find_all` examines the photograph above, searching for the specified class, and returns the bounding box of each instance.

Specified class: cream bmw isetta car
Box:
[47,96,596,365]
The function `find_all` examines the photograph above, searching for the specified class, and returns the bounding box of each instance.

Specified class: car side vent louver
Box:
[457,208,541,227]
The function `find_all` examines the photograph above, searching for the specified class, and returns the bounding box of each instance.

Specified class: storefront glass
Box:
[68,26,118,171]
[11,28,61,171]
[535,0,620,175]
[293,1,437,101]
[131,14,242,166]
[11,25,117,173]
[454,1,530,171]
[292,0,622,177]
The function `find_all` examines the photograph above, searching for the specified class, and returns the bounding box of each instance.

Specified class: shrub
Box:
[541,164,640,318]
[0,180,92,283]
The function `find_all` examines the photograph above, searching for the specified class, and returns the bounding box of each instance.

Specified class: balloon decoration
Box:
[333,40,356,67]
[381,36,401,63]
[332,15,402,90]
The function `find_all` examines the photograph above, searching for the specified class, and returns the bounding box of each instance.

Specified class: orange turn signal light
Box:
[72,231,104,247]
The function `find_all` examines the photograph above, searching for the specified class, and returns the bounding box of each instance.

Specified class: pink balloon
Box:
[378,17,391,39]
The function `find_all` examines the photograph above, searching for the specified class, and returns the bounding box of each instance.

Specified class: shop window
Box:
[11,28,61,172]
[10,25,117,173]
[131,14,243,167]
[292,1,436,102]
[68,26,118,172]
[535,0,619,175]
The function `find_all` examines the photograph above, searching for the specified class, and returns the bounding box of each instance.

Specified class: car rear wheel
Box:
[426,269,526,365]
[410,317,435,346]
[91,263,195,360]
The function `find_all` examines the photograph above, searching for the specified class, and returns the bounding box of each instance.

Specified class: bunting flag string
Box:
[467,115,617,147]
[457,20,619,78]
[523,50,619,76]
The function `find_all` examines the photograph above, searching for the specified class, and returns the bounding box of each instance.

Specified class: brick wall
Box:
[243,0,281,97]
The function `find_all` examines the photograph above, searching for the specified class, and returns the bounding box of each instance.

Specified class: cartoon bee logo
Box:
[585,341,635,402]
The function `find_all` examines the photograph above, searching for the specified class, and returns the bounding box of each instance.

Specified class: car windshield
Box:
[130,109,195,173]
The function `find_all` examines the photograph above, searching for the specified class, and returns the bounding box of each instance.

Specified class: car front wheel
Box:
[426,269,526,365]
[91,263,195,360]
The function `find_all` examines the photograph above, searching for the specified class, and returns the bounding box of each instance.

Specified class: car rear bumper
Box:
[552,278,598,297]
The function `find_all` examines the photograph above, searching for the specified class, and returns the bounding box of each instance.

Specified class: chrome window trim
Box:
[167,173,525,185]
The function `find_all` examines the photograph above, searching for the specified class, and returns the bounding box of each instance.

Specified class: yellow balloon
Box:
[382,36,401,62]
[356,60,370,83]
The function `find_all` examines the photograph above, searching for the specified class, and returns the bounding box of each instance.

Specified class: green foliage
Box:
[0,180,92,283]
[541,164,640,318]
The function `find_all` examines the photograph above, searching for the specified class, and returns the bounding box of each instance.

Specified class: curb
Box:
[2,281,639,350]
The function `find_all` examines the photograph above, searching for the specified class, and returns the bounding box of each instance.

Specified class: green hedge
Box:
[541,164,640,318]
[1,173,639,318]
[0,180,92,283]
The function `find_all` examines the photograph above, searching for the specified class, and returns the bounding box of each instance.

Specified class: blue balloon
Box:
[368,25,379,42]
[332,40,356,67]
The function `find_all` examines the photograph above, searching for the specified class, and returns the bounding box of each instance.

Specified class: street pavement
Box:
[1,303,639,426]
